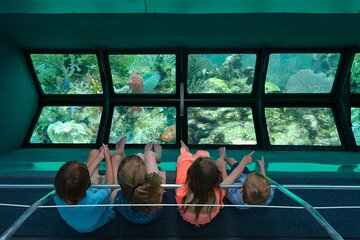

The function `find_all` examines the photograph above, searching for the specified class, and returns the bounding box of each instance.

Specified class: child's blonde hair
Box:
[180,157,222,220]
[242,172,270,204]
[117,155,164,212]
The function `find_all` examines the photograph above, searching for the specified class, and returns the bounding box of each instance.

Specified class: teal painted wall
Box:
[0,41,37,153]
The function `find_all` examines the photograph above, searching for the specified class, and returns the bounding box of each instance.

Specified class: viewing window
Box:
[265,107,341,146]
[351,108,360,145]
[30,54,102,94]
[265,53,340,94]
[187,107,256,145]
[109,106,176,144]
[350,53,360,93]
[109,54,176,94]
[30,106,103,144]
[187,54,256,94]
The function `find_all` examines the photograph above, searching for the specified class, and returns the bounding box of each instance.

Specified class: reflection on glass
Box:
[187,54,256,94]
[109,54,176,94]
[265,107,341,146]
[30,54,102,94]
[188,107,256,144]
[30,106,102,144]
[265,53,340,93]
[110,106,176,144]
[350,53,360,93]
[351,108,360,145]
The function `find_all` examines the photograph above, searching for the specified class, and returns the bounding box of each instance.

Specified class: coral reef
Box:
[109,106,176,144]
[265,108,341,146]
[188,107,256,144]
[31,54,102,94]
[285,69,333,93]
[47,120,93,143]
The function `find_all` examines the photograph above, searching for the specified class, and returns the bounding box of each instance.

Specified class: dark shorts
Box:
[226,162,250,175]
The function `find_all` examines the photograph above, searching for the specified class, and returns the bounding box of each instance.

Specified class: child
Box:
[175,141,225,226]
[54,143,122,233]
[217,147,274,210]
[111,141,166,224]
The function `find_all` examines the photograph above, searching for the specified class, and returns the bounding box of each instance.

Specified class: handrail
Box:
[267,177,344,240]
[0,190,56,240]
[1,183,360,190]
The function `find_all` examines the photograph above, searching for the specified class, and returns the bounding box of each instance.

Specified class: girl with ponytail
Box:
[111,143,165,224]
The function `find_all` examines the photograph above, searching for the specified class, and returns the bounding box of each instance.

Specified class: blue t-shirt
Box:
[114,190,163,224]
[226,173,275,210]
[54,188,115,232]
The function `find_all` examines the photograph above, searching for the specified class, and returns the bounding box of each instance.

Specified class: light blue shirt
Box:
[54,188,115,232]
[226,173,275,210]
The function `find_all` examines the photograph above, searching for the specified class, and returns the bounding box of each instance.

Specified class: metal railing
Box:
[1,181,357,240]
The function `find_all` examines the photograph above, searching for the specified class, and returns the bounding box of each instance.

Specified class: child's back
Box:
[54,161,115,233]
[112,143,165,224]
[175,144,225,226]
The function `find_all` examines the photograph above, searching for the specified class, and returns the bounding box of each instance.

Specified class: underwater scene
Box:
[31,54,102,94]
[109,106,176,144]
[187,107,256,144]
[265,53,340,93]
[350,53,360,93]
[109,54,176,94]
[351,108,360,145]
[265,107,341,146]
[30,106,102,144]
[187,54,256,94]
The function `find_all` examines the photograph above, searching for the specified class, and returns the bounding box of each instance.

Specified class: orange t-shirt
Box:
[175,147,225,225]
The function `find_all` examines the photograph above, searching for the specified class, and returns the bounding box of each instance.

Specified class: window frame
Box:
[22,47,360,151]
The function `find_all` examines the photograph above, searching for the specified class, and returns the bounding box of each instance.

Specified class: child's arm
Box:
[104,145,115,184]
[221,151,254,185]
[217,157,228,181]
[257,155,266,177]
[87,147,105,177]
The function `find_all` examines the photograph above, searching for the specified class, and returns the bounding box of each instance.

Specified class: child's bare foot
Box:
[218,147,227,160]
[144,143,153,153]
[154,144,162,163]
[115,136,126,158]
[180,140,189,152]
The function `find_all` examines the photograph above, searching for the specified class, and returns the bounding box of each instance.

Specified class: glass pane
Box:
[30,54,102,94]
[351,108,360,145]
[30,106,102,144]
[109,54,176,94]
[188,107,256,144]
[265,107,341,146]
[265,53,340,93]
[350,53,360,93]
[110,106,176,144]
[187,54,256,94]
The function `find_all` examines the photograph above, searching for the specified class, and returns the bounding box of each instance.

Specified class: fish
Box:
[61,77,70,89]
[161,125,176,142]
[142,71,161,93]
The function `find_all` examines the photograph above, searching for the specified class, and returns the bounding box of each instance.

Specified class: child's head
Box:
[182,157,222,220]
[186,157,222,191]
[54,161,91,205]
[242,172,270,204]
[117,155,164,212]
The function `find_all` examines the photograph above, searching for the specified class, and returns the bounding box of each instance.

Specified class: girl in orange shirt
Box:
[175,141,225,226]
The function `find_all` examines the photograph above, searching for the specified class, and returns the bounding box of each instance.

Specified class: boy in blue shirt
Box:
[54,142,123,232]
[217,147,274,210]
